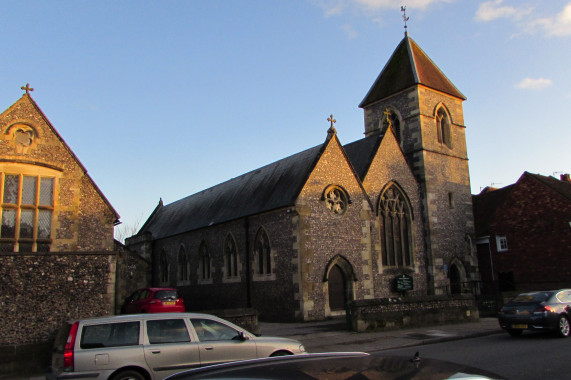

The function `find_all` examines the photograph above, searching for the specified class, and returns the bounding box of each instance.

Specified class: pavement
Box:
[8,317,503,380]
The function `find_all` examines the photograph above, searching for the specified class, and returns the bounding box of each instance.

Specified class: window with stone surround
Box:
[253,227,275,281]
[436,106,452,148]
[379,183,413,267]
[159,250,169,284]
[323,185,349,216]
[0,173,54,252]
[198,241,212,284]
[177,246,189,284]
[223,234,240,282]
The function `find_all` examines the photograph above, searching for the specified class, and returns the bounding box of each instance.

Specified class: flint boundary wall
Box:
[0,252,118,376]
[350,295,479,332]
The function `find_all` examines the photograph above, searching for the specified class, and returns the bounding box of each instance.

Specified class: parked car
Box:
[121,287,185,314]
[48,313,306,380]
[166,352,506,380]
[498,289,571,337]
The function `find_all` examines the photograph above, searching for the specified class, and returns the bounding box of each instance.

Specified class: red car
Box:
[121,287,185,314]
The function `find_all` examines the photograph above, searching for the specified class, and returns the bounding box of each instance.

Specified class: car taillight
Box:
[534,305,552,313]
[63,322,79,372]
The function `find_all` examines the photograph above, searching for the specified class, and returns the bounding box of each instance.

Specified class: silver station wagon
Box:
[48,313,306,380]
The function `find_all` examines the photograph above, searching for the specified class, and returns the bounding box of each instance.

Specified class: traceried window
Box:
[178,247,189,283]
[379,184,413,267]
[0,174,54,252]
[224,235,238,278]
[254,228,271,275]
[436,107,452,148]
[323,185,349,216]
[198,241,211,281]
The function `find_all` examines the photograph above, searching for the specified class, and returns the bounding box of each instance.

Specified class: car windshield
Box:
[512,292,553,303]
[154,290,179,300]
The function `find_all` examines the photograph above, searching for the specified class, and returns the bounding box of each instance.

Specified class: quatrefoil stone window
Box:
[324,186,348,215]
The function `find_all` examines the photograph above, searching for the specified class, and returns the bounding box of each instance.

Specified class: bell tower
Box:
[360,33,479,294]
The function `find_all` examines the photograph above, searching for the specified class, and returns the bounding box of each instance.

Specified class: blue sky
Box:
[1,1,570,239]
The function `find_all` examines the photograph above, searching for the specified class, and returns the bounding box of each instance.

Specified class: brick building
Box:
[127,33,480,321]
[473,172,571,295]
[0,89,146,375]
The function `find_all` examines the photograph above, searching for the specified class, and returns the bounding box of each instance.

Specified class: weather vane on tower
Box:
[401,5,409,36]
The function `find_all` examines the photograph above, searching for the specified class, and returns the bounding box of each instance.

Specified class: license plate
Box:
[163,301,175,306]
[512,324,527,329]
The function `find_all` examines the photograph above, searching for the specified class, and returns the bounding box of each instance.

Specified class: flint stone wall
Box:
[0,251,117,376]
[350,295,479,332]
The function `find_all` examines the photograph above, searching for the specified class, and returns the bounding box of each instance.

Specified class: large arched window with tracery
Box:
[379,184,413,267]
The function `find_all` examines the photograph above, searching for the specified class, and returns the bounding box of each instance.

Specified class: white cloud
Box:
[474,0,525,22]
[314,0,453,18]
[341,24,360,38]
[516,77,553,90]
[532,2,571,37]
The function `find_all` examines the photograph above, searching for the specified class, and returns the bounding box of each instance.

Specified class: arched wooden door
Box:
[328,265,346,311]
[449,264,461,294]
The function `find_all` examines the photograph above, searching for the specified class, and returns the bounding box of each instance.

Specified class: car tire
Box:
[110,369,146,380]
[507,329,523,337]
[557,316,570,338]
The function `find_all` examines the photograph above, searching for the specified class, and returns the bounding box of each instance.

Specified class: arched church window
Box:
[198,241,211,280]
[382,108,401,144]
[379,184,413,267]
[323,185,349,216]
[178,246,189,283]
[224,235,238,278]
[436,107,452,148]
[160,250,169,284]
[254,228,271,275]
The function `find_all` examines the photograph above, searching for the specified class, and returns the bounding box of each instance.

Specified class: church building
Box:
[127,33,479,322]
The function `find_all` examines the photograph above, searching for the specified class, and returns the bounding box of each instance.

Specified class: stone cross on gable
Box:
[327,114,337,135]
[327,114,336,128]
[21,83,34,94]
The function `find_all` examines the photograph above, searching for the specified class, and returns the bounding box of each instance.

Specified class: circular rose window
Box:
[324,186,348,215]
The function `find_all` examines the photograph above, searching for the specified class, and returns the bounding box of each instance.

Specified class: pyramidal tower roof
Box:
[359,33,466,108]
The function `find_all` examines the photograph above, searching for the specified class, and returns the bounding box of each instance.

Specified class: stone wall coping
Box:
[0,251,119,257]
[351,294,474,307]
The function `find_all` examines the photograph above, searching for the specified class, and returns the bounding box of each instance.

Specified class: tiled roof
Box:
[527,172,571,201]
[138,144,324,240]
[472,185,514,237]
[359,34,465,108]
[343,135,382,181]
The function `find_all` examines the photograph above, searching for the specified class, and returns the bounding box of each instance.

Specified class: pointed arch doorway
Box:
[324,255,355,316]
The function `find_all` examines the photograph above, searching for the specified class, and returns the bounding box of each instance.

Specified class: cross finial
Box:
[21,83,34,94]
[401,6,409,36]
[327,114,337,135]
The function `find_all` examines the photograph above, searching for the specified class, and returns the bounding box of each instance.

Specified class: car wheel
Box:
[557,316,570,338]
[110,369,146,380]
[507,329,523,337]
[270,350,293,357]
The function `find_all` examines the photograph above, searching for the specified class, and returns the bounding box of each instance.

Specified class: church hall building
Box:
[127,33,480,322]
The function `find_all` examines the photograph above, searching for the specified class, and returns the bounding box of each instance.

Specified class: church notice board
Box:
[395,274,413,292]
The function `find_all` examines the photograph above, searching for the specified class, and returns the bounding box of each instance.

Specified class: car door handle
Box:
[151,350,161,354]
[204,345,214,350]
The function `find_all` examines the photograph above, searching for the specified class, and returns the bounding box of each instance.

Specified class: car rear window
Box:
[80,321,140,349]
[154,290,179,300]
[512,292,553,303]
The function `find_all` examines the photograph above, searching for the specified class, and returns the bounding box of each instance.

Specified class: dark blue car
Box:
[498,289,571,337]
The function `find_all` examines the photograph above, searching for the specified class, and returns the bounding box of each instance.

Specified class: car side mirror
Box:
[236,331,248,341]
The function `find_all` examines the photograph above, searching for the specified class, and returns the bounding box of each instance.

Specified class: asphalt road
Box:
[384,331,571,380]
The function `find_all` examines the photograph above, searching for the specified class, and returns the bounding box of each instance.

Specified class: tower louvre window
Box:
[436,107,452,148]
